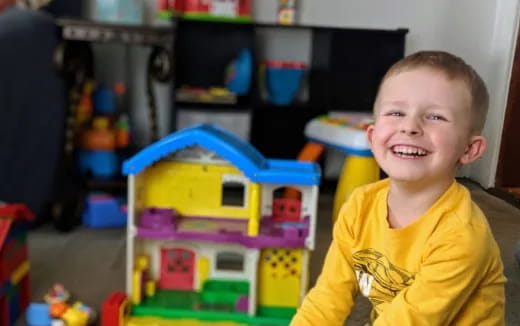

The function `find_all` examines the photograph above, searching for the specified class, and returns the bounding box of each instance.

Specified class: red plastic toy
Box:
[0,203,34,326]
[159,0,252,21]
[101,292,128,326]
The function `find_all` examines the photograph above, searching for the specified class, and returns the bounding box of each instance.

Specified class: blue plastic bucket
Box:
[265,61,306,106]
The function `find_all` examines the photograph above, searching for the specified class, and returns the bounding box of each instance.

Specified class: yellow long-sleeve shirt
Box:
[291,179,506,325]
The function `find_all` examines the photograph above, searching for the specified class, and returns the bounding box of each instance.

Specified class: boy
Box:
[291,51,506,325]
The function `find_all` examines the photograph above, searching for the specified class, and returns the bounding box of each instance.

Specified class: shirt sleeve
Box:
[290,192,361,326]
[373,227,502,325]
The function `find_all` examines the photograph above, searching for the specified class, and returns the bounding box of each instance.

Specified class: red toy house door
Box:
[159,248,195,291]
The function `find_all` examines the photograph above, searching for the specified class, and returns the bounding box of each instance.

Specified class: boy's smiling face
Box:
[367,67,486,186]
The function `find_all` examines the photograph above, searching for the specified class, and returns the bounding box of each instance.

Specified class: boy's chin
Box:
[386,172,454,187]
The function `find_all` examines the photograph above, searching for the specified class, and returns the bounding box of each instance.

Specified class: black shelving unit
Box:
[172,19,408,158]
[56,18,172,45]
[51,19,174,231]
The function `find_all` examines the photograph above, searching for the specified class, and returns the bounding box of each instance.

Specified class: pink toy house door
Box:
[159,248,195,291]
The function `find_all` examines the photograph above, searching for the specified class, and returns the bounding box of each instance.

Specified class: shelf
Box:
[252,102,318,111]
[86,178,127,191]
[56,18,172,46]
[255,22,409,34]
[176,101,250,111]
[174,17,409,35]
[175,100,325,112]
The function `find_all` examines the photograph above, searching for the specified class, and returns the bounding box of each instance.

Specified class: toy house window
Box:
[216,252,244,271]
[221,174,247,207]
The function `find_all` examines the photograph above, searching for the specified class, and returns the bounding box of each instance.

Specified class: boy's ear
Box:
[366,125,375,148]
[459,135,487,165]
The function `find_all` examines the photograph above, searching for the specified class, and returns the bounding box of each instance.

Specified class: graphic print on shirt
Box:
[353,249,415,306]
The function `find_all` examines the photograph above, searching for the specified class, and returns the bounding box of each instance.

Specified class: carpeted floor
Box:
[21,180,520,325]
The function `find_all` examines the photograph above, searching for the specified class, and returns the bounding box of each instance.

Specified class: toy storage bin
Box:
[264,60,306,106]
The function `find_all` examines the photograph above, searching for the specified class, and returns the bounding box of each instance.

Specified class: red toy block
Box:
[102,291,128,326]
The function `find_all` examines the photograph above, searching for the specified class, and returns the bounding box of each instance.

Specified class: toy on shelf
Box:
[278,0,297,25]
[176,86,238,105]
[264,60,306,106]
[298,113,380,222]
[82,193,127,228]
[27,284,97,326]
[225,49,253,96]
[95,0,144,25]
[101,123,321,325]
[159,0,252,22]
[0,203,34,326]
[77,83,130,179]
[158,0,183,19]
[177,48,252,106]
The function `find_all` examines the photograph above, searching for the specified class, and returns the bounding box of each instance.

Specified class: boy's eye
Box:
[428,114,447,121]
[385,111,404,117]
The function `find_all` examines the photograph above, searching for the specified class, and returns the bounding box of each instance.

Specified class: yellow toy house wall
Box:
[141,161,256,219]
[258,248,304,308]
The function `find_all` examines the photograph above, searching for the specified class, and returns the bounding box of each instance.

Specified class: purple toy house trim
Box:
[135,211,311,249]
[139,207,178,231]
[136,228,306,248]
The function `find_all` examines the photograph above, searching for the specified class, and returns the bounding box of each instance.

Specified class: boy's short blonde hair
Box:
[378,51,489,134]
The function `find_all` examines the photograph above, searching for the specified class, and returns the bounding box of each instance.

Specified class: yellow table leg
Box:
[333,156,380,223]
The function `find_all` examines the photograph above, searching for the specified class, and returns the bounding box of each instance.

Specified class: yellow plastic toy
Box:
[301,113,381,223]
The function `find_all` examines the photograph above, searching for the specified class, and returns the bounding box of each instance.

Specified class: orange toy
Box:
[50,302,70,318]
[81,117,116,151]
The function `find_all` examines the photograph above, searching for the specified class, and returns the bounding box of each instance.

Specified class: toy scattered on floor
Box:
[158,0,252,22]
[44,284,70,304]
[82,193,127,228]
[101,123,320,325]
[0,203,33,326]
[27,284,97,326]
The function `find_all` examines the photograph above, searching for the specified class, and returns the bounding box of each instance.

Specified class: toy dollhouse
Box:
[0,204,34,326]
[102,124,320,325]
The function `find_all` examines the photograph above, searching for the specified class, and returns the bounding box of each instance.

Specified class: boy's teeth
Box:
[393,145,427,156]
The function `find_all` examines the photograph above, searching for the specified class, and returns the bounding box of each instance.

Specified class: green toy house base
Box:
[131,288,294,325]
[132,306,292,325]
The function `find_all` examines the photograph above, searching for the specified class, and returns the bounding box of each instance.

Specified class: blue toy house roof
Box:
[123,124,320,185]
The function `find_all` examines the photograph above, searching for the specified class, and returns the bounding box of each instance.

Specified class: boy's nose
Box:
[400,118,423,136]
